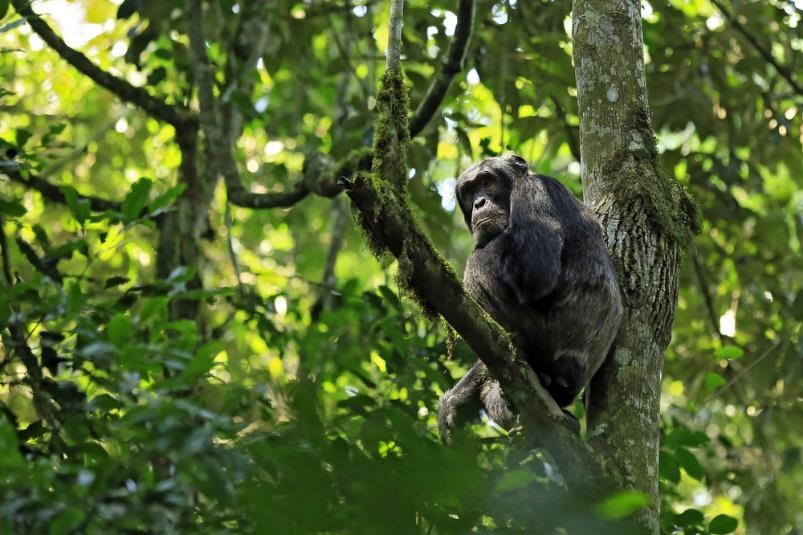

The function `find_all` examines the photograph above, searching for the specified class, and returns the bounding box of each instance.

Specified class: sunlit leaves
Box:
[704,372,726,393]
[713,345,743,360]
[61,185,91,225]
[121,178,152,222]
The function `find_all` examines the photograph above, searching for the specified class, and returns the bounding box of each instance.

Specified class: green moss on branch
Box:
[371,68,410,194]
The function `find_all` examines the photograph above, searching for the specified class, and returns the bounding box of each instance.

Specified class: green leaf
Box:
[0,416,23,468]
[378,285,401,310]
[675,447,705,480]
[137,296,169,323]
[14,128,32,149]
[121,178,152,222]
[42,122,67,145]
[183,340,224,377]
[659,450,681,484]
[48,508,86,535]
[60,185,91,225]
[708,514,738,534]
[595,490,650,519]
[714,345,743,360]
[0,0,9,19]
[704,372,726,393]
[674,508,704,527]
[665,428,709,448]
[46,238,88,262]
[66,280,84,316]
[107,313,134,346]
[104,276,130,288]
[150,183,186,213]
[495,467,538,493]
[0,197,25,217]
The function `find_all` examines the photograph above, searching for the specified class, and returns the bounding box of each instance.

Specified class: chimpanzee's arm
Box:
[500,174,564,305]
[437,360,488,441]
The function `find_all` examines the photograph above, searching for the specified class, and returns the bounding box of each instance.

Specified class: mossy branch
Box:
[371,69,410,194]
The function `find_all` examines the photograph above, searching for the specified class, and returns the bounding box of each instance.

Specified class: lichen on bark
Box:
[601,107,700,245]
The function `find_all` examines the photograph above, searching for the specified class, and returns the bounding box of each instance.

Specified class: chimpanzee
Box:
[437,154,622,441]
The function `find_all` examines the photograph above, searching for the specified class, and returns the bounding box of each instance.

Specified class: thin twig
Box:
[0,218,13,285]
[691,248,725,343]
[703,342,783,405]
[311,197,348,320]
[224,199,243,290]
[709,0,802,96]
[386,0,404,71]
[327,9,372,103]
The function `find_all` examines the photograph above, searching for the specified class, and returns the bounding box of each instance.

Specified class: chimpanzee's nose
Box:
[474,197,486,210]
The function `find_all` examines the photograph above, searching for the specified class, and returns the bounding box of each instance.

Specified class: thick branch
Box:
[11,0,196,129]
[408,0,475,137]
[3,160,120,212]
[710,0,802,96]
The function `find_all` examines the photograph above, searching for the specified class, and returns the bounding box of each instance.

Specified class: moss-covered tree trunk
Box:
[572,1,696,532]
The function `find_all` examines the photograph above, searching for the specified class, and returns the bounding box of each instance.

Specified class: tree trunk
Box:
[572,1,695,532]
[155,130,212,322]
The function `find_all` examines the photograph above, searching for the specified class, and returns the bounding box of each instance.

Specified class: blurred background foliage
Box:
[0,0,800,533]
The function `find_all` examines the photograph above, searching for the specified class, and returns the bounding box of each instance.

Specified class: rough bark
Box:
[572,1,696,532]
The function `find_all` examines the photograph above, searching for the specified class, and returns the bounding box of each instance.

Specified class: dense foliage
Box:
[0,0,800,533]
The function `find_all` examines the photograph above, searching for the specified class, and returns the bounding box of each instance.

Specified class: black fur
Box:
[438,155,622,441]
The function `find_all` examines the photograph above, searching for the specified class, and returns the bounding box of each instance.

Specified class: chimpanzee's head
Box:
[455,154,529,247]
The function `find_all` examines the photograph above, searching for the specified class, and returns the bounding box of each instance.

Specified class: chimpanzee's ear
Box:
[504,153,529,176]
[454,179,473,229]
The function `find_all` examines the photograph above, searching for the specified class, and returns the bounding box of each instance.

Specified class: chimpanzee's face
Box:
[456,156,523,247]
